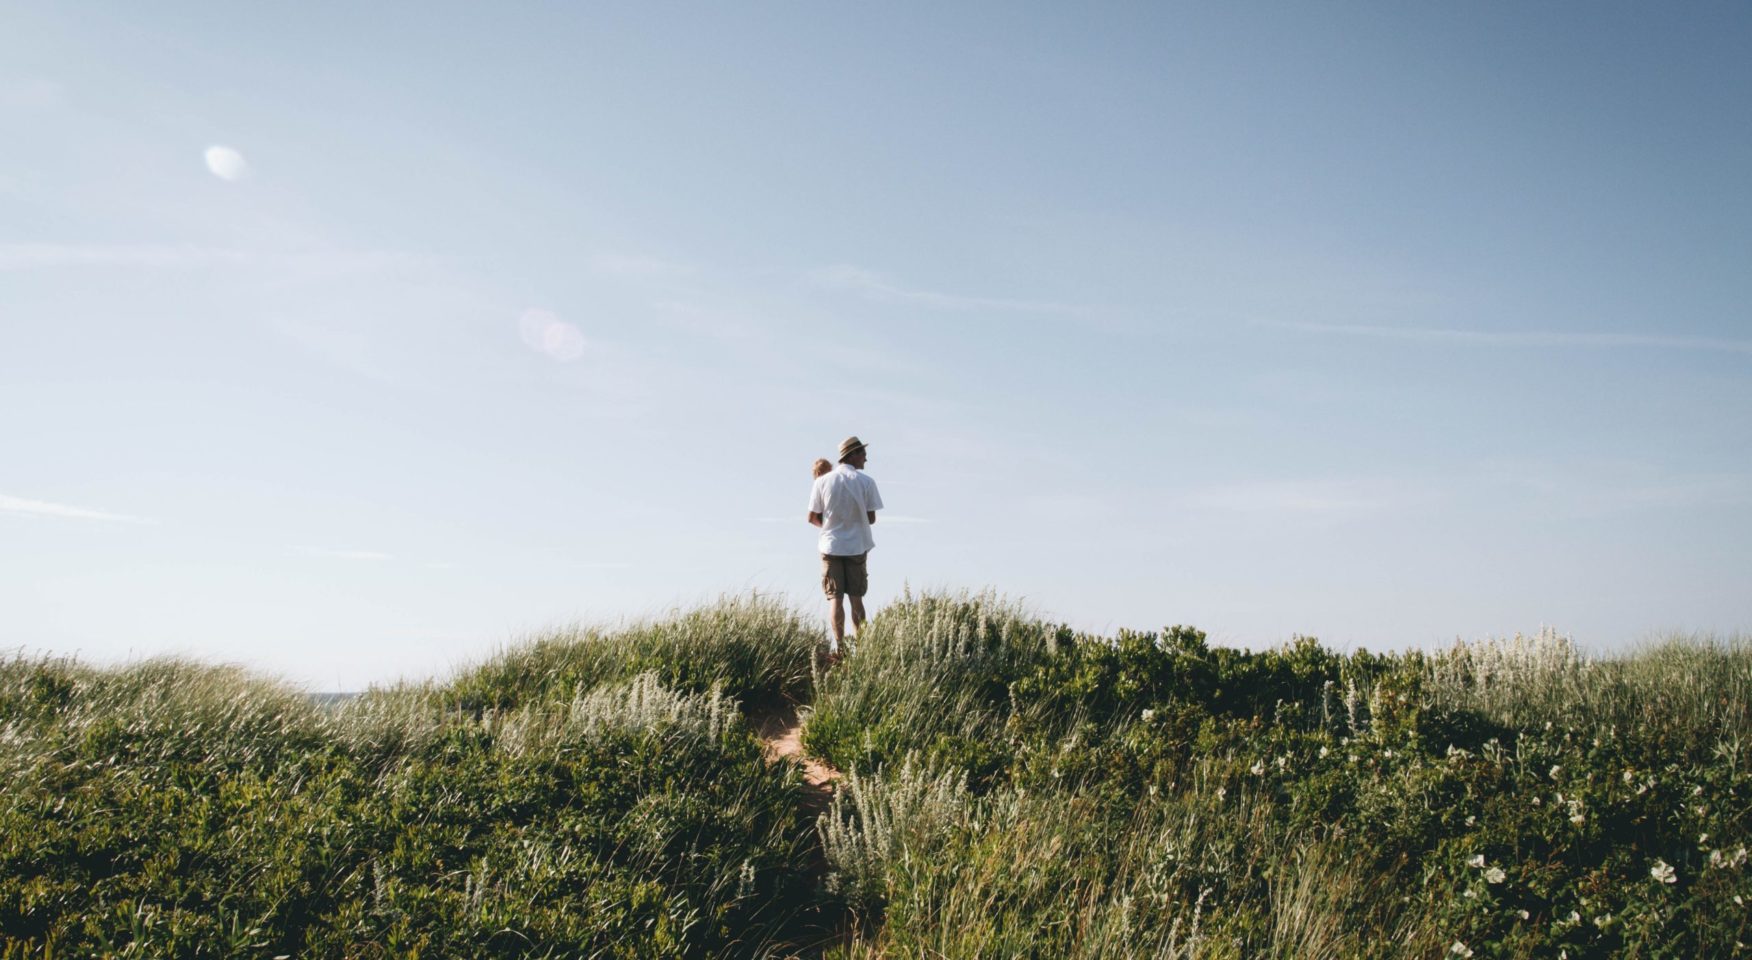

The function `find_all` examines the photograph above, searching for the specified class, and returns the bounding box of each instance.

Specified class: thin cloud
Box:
[1265,320,1752,355]
[298,547,393,561]
[1481,462,1752,515]
[0,243,249,270]
[810,264,1086,315]
[1570,475,1751,513]
[271,317,398,383]
[0,492,156,524]
[0,78,66,111]
[0,242,434,277]
[651,300,754,341]
[1177,478,1420,517]
[591,253,695,279]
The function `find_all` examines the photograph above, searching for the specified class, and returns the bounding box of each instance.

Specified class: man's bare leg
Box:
[849,596,867,641]
[828,595,847,653]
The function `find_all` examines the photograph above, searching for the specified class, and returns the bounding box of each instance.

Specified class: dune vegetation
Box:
[3,591,1748,957]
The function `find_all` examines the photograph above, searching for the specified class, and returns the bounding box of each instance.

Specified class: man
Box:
[808,435,883,656]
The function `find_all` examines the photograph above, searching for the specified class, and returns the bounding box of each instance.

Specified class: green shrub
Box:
[814,597,1752,958]
[8,593,1750,957]
[803,589,1066,785]
[440,592,820,714]
[1,648,823,957]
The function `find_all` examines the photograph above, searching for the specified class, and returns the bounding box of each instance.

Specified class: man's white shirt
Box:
[809,463,884,557]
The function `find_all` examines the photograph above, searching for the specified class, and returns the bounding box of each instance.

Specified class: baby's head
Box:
[811,458,833,479]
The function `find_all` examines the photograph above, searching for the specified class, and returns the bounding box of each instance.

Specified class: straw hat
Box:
[837,436,868,461]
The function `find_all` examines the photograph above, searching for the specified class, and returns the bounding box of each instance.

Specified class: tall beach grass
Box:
[1,595,828,958]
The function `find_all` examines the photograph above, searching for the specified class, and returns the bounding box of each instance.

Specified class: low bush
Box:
[441,592,820,714]
[0,596,828,959]
[813,593,1752,958]
[7,590,1747,957]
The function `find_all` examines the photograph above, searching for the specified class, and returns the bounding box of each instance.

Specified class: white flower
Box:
[1700,833,1710,845]
[1450,941,1473,957]
[1570,812,1586,825]
[1623,770,1635,783]
[1275,755,1287,770]
[1319,745,1330,759]
[1736,895,1744,906]
[1593,914,1613,929]
[1549,764,1563,779]
[1566,910,1581,924]
[1485,866,1507,884]
[1141,708,1155,722]
[1650,859,1677,884]
[1518,909,1530,920]
[1465,815,1477,827]
[1467,854,1487,868]
[1250,760,1265,776]
[1694,785,1705,796]
[1215,786,1226,801]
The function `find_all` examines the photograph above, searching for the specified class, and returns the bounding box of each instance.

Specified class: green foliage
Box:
[812,593,1752,957]
[7,591,1750,957]
[441,592,820,714]
[803,589,1066,787]
[0,596,827,958]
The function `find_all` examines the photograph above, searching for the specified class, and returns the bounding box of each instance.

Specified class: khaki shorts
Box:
[821,552,869,599]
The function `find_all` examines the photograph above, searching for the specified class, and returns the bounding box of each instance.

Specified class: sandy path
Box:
[750,704,854,955]
[753,705,842,790]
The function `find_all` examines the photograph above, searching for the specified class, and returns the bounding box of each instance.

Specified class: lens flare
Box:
[519,308,586,362]
[204,145,250,181]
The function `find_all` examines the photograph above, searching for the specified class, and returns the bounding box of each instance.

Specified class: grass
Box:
[809,592,1752,958]
[3,589,1749,957]
[0,595,826,958]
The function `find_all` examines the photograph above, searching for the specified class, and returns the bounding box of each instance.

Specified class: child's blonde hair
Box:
[812,458,833,479]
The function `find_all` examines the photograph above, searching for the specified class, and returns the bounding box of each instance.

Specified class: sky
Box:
[3,2,1750,690]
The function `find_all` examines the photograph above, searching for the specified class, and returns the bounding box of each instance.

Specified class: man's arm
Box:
[809,511,824,527]
[863,475,883,525]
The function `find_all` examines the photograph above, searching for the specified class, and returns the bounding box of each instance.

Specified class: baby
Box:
[812,457,833,479]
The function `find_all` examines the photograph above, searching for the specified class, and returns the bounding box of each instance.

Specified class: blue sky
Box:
[4,2,1749,689]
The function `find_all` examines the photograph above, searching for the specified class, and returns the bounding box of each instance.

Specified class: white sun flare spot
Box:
[204,145,250,182]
